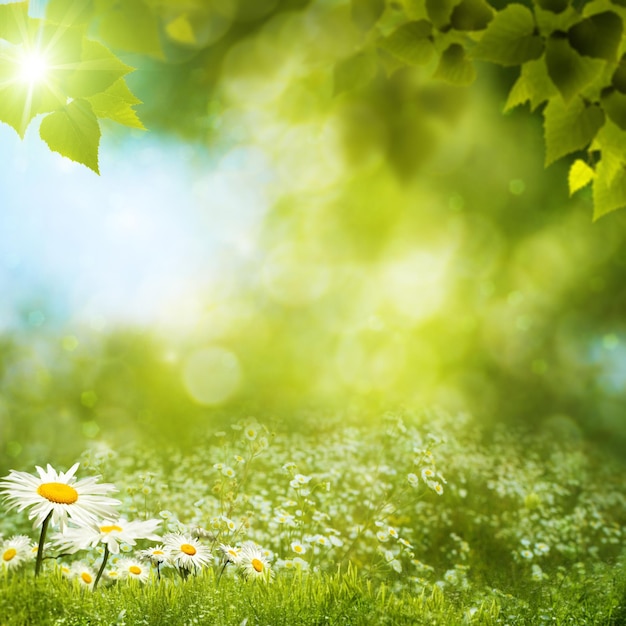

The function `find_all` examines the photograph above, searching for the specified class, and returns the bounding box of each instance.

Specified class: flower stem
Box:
[35,511,53,576]
[93,544,110,591]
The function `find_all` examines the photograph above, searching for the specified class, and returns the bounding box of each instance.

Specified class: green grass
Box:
[1,561,624,626]
[0,569,626,626]
[2,409,626,625]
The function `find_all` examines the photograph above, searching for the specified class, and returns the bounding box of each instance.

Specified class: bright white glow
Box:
[0,128,272,332]
[17,50,49,84]
[183,347,242,405]
[381,249,452,325]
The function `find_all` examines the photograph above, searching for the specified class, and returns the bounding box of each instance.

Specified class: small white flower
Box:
[163,533,212,572]
[237,541,273,581]
[70,561,96,589]
[218,544,240,564]
[244,425,259,441]
[118,558,150,583]
[290,474,312,488]
[421,467,435,482]
[290,541,307,555]
[0,535,35,571]
[138,545,169,567]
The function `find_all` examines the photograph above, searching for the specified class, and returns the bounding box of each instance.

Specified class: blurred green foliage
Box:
[2,0,626,466]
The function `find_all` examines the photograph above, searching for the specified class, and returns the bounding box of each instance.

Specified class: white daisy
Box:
[70,561,96,589]
[52,517,161,555]
[237,541,274,581]
[118,558,150,583]
[0,463,120,531]
[421,467,435,481]
[1,535,35,571]
[218,543,240,564]
[163,533,212,572]
[138,544,170,567]
[243,424,259,441]
[290,541,307,556]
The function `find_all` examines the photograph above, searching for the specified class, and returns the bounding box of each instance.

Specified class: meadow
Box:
[1,408,624,625]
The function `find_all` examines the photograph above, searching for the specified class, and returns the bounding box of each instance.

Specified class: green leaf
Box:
[39,99,101,174]
[568,11,623,61]
[0,2,30,45]
[450,0,493,31]
[334,50,379,95]
[592,119,626,185]
[593,158,626,219]
[66,39,134,98]
[165,13,196,46]
[601,87,626,130]
[537,0,570,12]
[379,21,435,66]
[504,58,559,112]
[545,35,604,102]
[543,97,605,166]
[87,78,145,129]
[0,77,38,137]
[534,6,580,34]
[472,4,544,66]
[434,43,476,85]
[569,159,595,195]
[96,0,163,57]
[45,0,93,25]
[351,0,385,31]
[612,56,626,92]
[426,0,461,29]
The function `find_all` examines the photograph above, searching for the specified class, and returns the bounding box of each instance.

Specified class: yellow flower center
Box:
[3,548,16,562]
[153,550,164,555]
[181,543,197,556]
[294,545,303,553]
[100,525,123,533]
[129,565,142,575]
[251,558,264,572]
[37,482,78,504]
[81,572,93,584]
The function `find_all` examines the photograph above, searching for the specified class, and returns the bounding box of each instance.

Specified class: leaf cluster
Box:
[336,0,626,219]
[0,0,144,174]
[4,0,626,218]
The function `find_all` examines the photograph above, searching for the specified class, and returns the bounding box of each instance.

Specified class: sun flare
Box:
[17,49,49,85]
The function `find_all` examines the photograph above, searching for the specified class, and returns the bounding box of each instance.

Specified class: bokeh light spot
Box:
[183,347,242,405]
[381,250,451,324]
[62,335,79,352]
[602,334,619,351]
[509,179,525,195]
[335,329,406,392]
[81,390,98,408]
[263,244,329,307]
[82,421,100,438]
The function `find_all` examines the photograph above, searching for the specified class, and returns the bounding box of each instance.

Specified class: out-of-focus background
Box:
[2,0,626,464]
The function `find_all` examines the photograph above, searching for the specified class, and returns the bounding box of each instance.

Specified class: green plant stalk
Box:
[93,544,110,591]
[34,511,53,577]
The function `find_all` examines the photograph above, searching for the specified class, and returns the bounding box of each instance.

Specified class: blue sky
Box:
[0,123,271,332]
